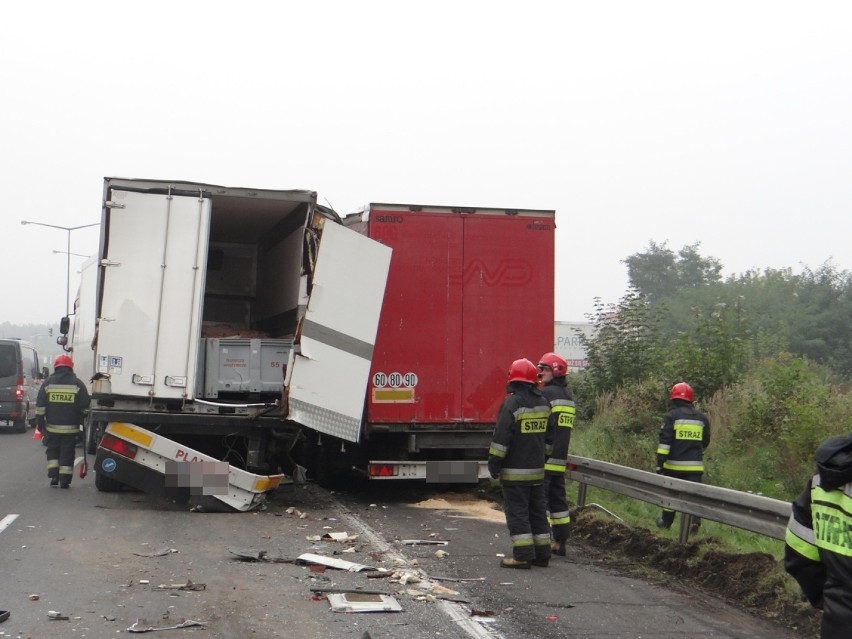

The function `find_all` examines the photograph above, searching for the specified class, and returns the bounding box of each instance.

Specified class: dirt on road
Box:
[410,490,822,638]
[570,507,822,638]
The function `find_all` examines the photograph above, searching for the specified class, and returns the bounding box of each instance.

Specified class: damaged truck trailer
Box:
[66,178,391,511]
[302,202,556,485]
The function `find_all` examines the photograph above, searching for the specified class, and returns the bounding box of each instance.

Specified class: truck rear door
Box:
[287,222,391,443]
[96,189,210,400]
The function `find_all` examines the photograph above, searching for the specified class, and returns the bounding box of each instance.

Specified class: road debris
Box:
[286,506,308,519]
[389,570,421,585]
[127,619,205,632]
[296,553,376,572]
[434,549,449,558]
[321,532,359,542]
[326,592,403,613]
[28,594,39,600]
[47,610,70,621]
[152,579,206,591]
[133,547,178,557]
[400,539,449,546]
[227,547,292,563]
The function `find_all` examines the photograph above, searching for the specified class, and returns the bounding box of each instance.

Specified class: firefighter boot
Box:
[500,558,531,570]
[49,477,59,487]
[551,541,566,557]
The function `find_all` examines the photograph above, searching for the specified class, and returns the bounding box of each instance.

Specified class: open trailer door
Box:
[287,221,391,443]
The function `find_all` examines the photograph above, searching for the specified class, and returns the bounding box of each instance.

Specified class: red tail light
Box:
[368,463,398,478]
[100,433,139,459]
[16,377,24,402]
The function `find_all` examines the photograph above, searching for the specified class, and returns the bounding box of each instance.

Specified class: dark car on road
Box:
[0,339,45,433]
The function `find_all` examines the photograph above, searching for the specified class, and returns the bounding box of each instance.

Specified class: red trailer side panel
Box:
[460,214,555,421]
[354,204,555,427]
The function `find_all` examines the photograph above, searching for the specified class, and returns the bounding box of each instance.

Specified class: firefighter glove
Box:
[488,459,501,480]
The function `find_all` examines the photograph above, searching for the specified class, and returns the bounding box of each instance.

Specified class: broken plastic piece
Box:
[297,553,376,572]
[326,592,403,613]
[400,539,449,546]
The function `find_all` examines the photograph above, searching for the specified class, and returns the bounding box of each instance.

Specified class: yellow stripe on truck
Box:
[253,474,285,492]
[107,422,154,448]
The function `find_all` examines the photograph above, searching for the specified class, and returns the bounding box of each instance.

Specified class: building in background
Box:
[554,321,595,371]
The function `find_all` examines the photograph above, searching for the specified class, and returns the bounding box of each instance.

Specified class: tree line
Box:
[569,241,852,496]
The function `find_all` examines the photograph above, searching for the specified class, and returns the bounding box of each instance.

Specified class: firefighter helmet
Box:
[54,354,74,369]
[508,358,539,384]
[670,382,694,403]
[537,352,568,376]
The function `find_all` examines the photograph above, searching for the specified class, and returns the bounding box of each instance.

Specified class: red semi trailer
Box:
[303,203,556,484]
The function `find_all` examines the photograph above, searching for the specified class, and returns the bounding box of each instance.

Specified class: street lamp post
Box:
[21,220,100,317]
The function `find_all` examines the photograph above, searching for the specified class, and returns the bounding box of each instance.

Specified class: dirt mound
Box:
[571,507,821,636]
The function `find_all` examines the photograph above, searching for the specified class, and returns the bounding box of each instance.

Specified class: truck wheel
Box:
[95,471,124,492]
[12,417,27,434]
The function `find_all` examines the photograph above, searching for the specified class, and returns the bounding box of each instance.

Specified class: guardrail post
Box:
[678,513,694,543]
[576,480,588,507]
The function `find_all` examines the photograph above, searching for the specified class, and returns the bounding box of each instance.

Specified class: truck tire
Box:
[12,417,27,434]
[95,471,124,492]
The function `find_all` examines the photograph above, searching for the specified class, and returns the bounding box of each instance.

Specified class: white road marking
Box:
[0,514,20,534]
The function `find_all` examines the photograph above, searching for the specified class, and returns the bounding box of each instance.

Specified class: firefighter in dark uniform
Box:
[785,434,852,639]
[537,352,576,557]
[488,358,552,569]
[655,382,710,531]
[36,354,90,488]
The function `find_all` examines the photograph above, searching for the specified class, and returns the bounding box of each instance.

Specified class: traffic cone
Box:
[32,428,43,441]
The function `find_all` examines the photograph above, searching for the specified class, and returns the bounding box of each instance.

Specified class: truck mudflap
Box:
[367,460,490,483]
[94,422,285,512]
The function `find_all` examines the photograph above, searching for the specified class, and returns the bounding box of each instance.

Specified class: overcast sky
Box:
[3,1,851,327]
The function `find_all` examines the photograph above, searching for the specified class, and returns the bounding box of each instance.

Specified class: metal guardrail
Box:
[565,454,792,542]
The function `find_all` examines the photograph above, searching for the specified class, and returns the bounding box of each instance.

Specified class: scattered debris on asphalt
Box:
[152,579,206,591]
[133,547,178,557]
[47,610,69,621]
[434,549,449,558]
[326,592,403,613]
[227,548,292,563]
[400,539,449,546]
[127,619,205,633]
[296,553,376,572]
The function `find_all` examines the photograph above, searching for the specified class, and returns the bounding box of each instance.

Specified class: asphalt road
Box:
[0,430,809,639]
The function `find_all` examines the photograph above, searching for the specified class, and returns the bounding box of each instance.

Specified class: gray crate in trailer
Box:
[202,338,292,398]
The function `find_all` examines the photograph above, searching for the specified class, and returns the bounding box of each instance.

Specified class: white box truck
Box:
[62,178,390,511]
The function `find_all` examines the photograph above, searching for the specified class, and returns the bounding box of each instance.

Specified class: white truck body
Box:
[74,178,390,509]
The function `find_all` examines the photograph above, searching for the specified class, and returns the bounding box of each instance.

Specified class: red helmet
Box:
[670,382,694,402]
[537,352,568,376]
[508,358,539,384]
[54,354,74,369]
